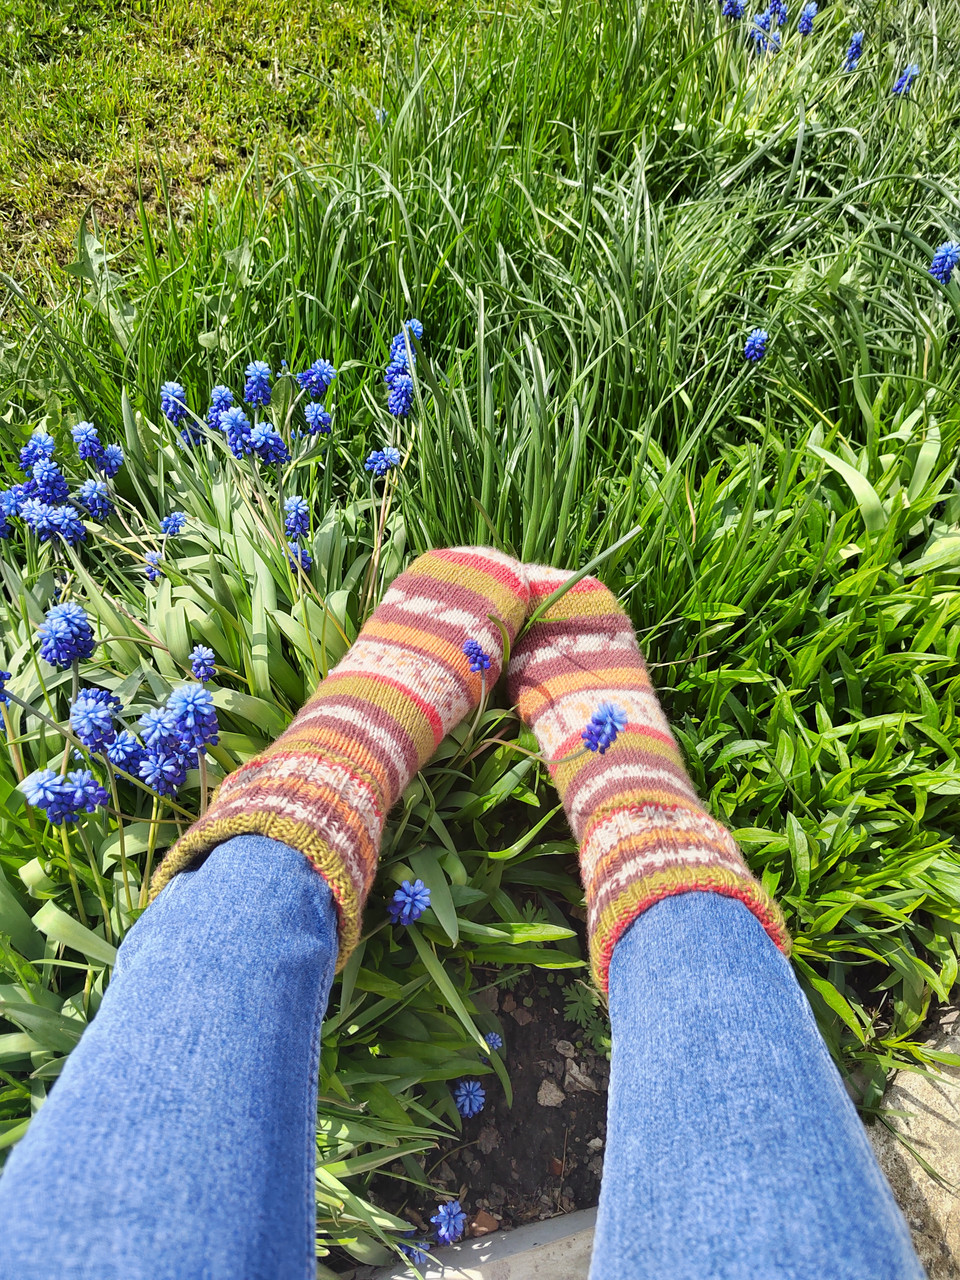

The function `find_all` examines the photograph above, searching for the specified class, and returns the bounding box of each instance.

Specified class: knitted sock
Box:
[150,548,528,967]
[508,567,789,993]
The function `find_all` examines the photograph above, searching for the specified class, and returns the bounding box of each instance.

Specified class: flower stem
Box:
[102,755,133,914]
[139,796,161,910]
[74,822,113,947]
[59,823,88,925]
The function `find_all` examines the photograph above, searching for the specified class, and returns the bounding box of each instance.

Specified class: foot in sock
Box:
[508,566,789,992]
[150,548,529,966]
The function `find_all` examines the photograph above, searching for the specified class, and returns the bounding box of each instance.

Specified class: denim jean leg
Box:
[589,892,924,1280]
[0,834,339,1280]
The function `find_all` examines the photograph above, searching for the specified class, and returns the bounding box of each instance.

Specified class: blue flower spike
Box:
[38,602,96,669]
[161,382,189,425]
[453,1079,486,1118]
[744,327,769,362]
[244,361,273,408]
[431,1200,467,1246]
[160,511,187,537]
[284,496,310,540]
[364,447,402,478]
[843,31,863,71]
[930,242,960,287]
[798,1,816,35]
[190,645,216,682]
[484,1031,503,1052]
[144,551,162,583]
[892,64,919,96]
[387,878,431,926]
[463,639,491,673]
[582,702,629,755]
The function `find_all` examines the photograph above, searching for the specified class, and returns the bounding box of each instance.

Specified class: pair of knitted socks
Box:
[151,549,788,989]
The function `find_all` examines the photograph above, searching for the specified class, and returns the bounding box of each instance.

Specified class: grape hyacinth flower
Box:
[768,0,787,27]
[892,64,919,95]
[582,702,628,755]
[221,406,253,457]
[207,385,235,433]
[107,731,145,776]
[797,2,816,34]
[23,768,108,824]
[0,670,10,706]
[843,31,864,71]
[190,645,216,682]
[0,512,9,539]
[20,431,55,471]
[167,685,219,751]
[375,107,388,125]
[250,423,290,466]
[744,327,769,361]
[139,749,188,797]
[38,602,96,668]
[284,496,310,540]
[0,487,25,519]
[296,358,337,400]
[144,551,162,582]
[49,506,87,547]
[721,0,745,18]
[138,706,180,752]
[98,444,125,478]
[304,402,332,435]
[431,1201,467,1246]
[453,1079,486,1118]
[398,1238,430,1266]
[287,542,313,573]
[78,478,113,522]
[72,422,104,463]
[929,242,960,286]
[244,361,273,408]
[33,460,69,504]
[161,382,189,426]
[463,639,491,673]
[160,511,187,536]
[387,879,431,926]
[387,375,415,417]
[20,498,55,541]
[484,1031,503,1052]
[70,687,121,752]
[364,447,402,478]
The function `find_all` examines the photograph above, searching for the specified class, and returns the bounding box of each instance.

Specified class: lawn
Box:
[1,0,960,1269]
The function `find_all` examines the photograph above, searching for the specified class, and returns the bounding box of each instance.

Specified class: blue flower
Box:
[398,1239,430,1266]
[364,447,402,478]
[797,1,816,34]
[78,478,113,522]
[167,684,219,751]
[929,242,960,286]
[463,639,491,673]
[484,1031,503,1052]
[221,406,253,457]
[387,878,431,926]
[431,1200,467,1246]
[284,496,310,540]
[244,361,273,407]
[748,11,773,49]
[20,431,55,471]
[0,670,10,706]
[296,358,337,400]
[721,0,745,18]
[768,0,787,26]
[144,551,162,583]
[304,402,333,435]
[0,514,9,539]
[843,31,863,71]
[98,444,125,478]
[49,505,87,547]
[161,381,189,425]
[287,541,313,573]
[250,423,290,466]
[72,422,104,463]
[453,1079,486,1118]
[582,702,628,755]
[23,768,107,824]
[375,107,389,125]
[106,731,145,776]
[70,687,121,752]
[160,511,187,536]
[387,375,415,417]
[0,487,25,518]
[38,602,96,668]
[206,385,235,432]
[20,498,55,541]
[892,63,919,95]
[139,748,188,797]
[32,459,69,503]
[744,327,769,361]
[190,644,216,682]
[138,706,180,752]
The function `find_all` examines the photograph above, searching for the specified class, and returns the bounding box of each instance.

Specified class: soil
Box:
[341,966,610,1272]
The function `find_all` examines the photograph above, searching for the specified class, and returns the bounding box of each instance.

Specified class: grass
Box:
[0,0,466,273]
[2,0,960,1266]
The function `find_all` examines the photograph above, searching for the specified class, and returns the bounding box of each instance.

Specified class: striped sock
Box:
[150,548,528,967]
[508,566,789,993]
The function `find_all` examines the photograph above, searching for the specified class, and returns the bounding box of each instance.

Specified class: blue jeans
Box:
[0,836,922,1279]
